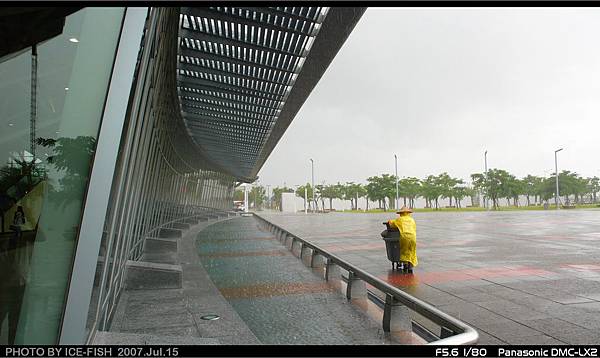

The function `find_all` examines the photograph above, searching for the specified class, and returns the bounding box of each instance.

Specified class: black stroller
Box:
[381,222,412,273]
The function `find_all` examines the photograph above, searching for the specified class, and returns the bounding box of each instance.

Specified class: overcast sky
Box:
[258,8,600,189]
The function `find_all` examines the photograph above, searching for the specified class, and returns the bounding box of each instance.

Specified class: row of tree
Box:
[472,169,600,209]
[237,170,600,211]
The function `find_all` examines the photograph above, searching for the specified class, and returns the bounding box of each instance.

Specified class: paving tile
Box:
[196,217,408,345]
[121,310,195,331]
[509,317,600,345]
[121,324,200,337]
[476,320,543,342]
[261,211,600,345]
[473,330,506,345]
[506,334,566,345]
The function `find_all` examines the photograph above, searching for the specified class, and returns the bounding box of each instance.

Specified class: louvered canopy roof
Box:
[177,7,366,182]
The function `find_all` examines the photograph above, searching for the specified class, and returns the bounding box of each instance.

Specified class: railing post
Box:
[285,235,294,250]
[301,244,313,266]
[382,293,411,332]
[310,251,326,268]
[346,271,367,300]
[325,259,340,282]
[292,240,302,257]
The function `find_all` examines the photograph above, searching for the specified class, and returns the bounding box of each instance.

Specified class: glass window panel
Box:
[0,8,125,344]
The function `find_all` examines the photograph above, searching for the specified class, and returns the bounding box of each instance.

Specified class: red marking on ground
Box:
[219,282,334,299]
[320,242,385,253]
[206,236,276,243]
[199,249,287,258]
[537,235,574,241]
[381,266,555,287]
[562,264,600,271]
[320,240,430,253]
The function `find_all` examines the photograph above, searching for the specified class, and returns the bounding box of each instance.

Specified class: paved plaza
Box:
[195,217,418,344]
[261,210,600,344]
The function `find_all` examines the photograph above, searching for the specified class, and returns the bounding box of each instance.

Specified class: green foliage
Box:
[38,136,97,208]
[249,185,266,209]
[233,189,244,202]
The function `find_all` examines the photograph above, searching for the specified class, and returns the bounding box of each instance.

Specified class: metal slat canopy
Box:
[177,7,366,182]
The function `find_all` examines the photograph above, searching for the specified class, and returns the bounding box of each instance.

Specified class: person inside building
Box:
[387,206,418,273]
[9,206,26,251]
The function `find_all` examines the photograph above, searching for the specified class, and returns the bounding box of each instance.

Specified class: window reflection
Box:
[0,8,124,344]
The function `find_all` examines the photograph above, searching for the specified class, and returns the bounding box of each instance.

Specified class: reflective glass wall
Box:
[0,8,125,344]
[85,8,235,341]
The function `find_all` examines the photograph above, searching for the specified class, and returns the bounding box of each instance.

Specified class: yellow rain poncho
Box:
[387,214,418,267]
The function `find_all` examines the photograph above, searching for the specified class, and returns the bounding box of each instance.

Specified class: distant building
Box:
[281,193,298,212]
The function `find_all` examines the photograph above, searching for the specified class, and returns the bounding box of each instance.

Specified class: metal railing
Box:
[253,213,478,345]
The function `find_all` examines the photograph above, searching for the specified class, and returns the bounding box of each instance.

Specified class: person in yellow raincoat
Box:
[387,206,418,273]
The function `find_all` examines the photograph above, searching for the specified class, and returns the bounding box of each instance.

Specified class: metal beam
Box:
[180,27,307,59]
[178,60,292,86]
[180,102,276,121]
[177,72,287,99]
[178,46,298,75]
[177,84,282,110]
[184,7,316,37]
[179,87,279,114]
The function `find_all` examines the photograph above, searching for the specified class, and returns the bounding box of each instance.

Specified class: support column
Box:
[310,252,326,268]
[325,260,340,282]
[291,239,302,257]
[285,235,294,250]
[382,294,411,332]
[346,272,367,300]
[300,245,312,266]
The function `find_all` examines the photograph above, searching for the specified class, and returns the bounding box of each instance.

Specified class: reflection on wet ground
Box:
[196,217,425,344]
[262,210,600,344]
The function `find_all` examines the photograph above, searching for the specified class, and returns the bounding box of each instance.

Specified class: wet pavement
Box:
[196,217,419,344]
[260,210,600,345]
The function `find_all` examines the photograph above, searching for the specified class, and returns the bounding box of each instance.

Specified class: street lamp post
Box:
[394,154,399,210]
[555,148,563,209]
[310,158,315,212]
[304,185,308,214]
[484,150,488,210]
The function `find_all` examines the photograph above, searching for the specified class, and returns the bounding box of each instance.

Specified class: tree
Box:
[505,176,524,207]
[295,184,314,211]
[249,185,266,209]
[473,169,514,209]
[471,173,486,207]
[378,174,397,210]
[400,177,421,208]
[39,136,96,208]
[589,177,600,203]
[342,182,365,210]
[435,172,460,208]
[366,176,385,210]
[453,185,469,208]
[320,184,339,210]
[233,188,244,201]
[522,175,541,206]
[420,175,440,209]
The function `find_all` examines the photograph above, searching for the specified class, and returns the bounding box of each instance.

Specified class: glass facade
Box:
[0,8,125,344]
[2,6,353,345]
[85,8,235,340]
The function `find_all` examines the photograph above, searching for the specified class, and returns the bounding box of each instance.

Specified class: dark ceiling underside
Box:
[177,7,366,182]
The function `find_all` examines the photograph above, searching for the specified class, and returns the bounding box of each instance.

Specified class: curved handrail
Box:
[253,212,478,345]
